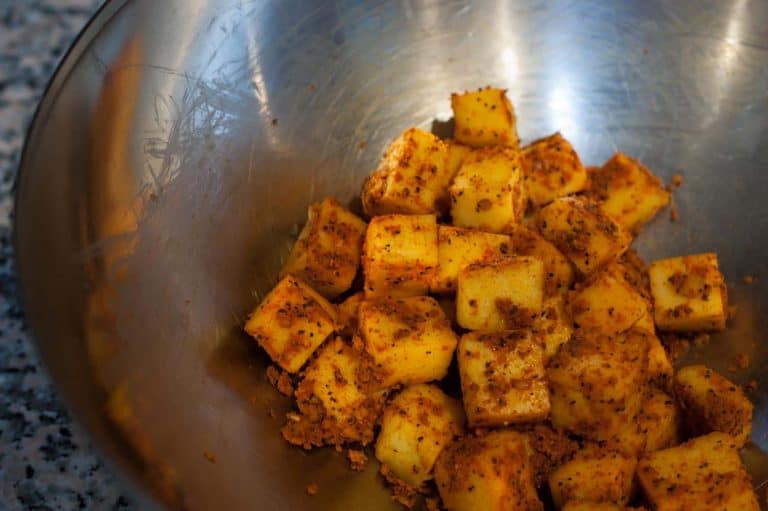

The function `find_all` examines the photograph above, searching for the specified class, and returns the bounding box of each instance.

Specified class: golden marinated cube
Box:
[549,444,637,509]
[521,132,588,207]
[375,384,465,487]
[449,146,526,233]
[456,256,544,331]
[548,330,649,441]
[434,430,542,511]
[358,296,457,388]
[361,128,451,216]
[279,197,367,299]
[451,87,519,148]
[674,365,753,446]
[640,388,682,453]
[536,197,632,274]
[533,295,574,362]
[636,433,759,511]
[244,275,338,373]
[568,265,648,335]
[362,214,438,298]
[458,331,549,427]
[648,253,728,331]
[431,225,511,293]
[588,152,670,232]
[337,292,364,336]
[288,337,385,446]
[506,224,575,296]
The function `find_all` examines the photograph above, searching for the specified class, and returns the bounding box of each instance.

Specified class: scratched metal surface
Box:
[14,0,768,509]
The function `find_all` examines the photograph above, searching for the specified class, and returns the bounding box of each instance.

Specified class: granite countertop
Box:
[1,1,133,509]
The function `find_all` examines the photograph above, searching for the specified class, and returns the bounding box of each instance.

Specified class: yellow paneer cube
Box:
[361,128,451,216]
[244,275,338,373]
[588,152,670,233]
[521,132,588,208]
[673,365,753,447]
[358,296,457,388]
[286,337,385,447]
[568,264,648,335]
[431,225,511,294]
[280,197,367,299]
[648,253,728,331]
[449,146,526,233]
[533,295,574,363]
[456,256,545,331]
[458,331,549,427]
[548,444,637,509]
[435,430,543,511]
[362,214,438,298]
[548,330,649,441]
[636,433,759,511]
[639,388,682,453]
[375,384,465,488]
[536,197,632,275]
[451,87,519,148]
[506,224,575,296]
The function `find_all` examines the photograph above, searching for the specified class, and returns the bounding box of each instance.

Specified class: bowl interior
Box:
[16,0,768,509]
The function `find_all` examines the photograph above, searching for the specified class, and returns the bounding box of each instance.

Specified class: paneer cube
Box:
[548,444,637,509]
[521,132,588,208]
[285,337,385,447]
[375,384,465,487]
[434,430,543,511]
[648,253,728,331]
[674,365,753,446]
[456,256,544,331]
[533,295,574,362]
[636,433,759,511]
[640,388,682,453]
[280,197,367,298]
[451,87,519,148]
[587,152,670,232]
[506,224,575,296]
[361,128,451,216]
[244,275,338,373]
[431,225,511,293]
[449,146,526,233]
[362,214,438,298]
[536,197,632,274]
[337,292,364,336]
[358,296,457,388]
[568,264,648,335]
[548,330,649,440]
[458,331,549,427]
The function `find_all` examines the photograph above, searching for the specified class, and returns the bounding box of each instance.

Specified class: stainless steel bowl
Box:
[15,0,768,509]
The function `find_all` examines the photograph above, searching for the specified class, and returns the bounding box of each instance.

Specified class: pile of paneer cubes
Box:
[244,87,757,510]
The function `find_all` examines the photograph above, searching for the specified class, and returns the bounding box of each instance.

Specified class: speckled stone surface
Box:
[0,1,134,509]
